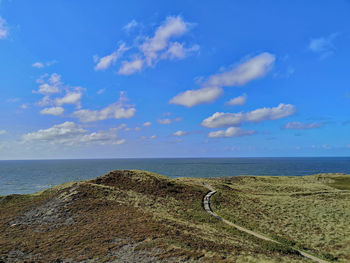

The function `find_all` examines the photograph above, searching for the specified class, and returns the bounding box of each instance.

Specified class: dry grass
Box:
[0,170,308,262]
[210,174,350,262]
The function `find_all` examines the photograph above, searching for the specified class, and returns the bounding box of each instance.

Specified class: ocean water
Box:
[1,157,350,195]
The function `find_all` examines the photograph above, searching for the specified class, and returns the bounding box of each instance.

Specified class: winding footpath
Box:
[202,184,330,263]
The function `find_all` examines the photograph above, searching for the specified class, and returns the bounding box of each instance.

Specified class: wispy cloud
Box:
[0,130,6,135]
[157,117,182,125]
[170,52,275,107]
[94,43,128,71]
[123,19,138,32]
[283,121,323,130]
[309,33,339,59]
[202,103,296,128]
[32,60,57,68]
[94,16,198,74]
[0,17,9,39]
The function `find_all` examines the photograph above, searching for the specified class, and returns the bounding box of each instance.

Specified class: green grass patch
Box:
[328,176,350,190]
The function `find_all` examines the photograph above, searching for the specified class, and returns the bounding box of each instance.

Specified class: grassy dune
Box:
[1,170,348,262]
[210,173,350,262]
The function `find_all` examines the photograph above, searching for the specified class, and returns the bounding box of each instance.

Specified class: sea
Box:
[1,157,350,196]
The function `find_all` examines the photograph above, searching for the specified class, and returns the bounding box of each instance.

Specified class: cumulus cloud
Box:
[170,52,275,107]
[116,16,198,75]
[172,130,188,136]
[283,121,323,130]
[34,73,62,95]
[142,122,152,127]
[0,17,9,39]
[208,127,256,138]
[225,93,247,106]
[94,43,128,71]
[309,33,339,59]
[34,73,85,114]
[157,117,182,125]
[0,130,6,135]
[22,122,126,146]
[202,103,296,128]
[40,107,64,116]
[169,87,223,107]
[73,92,136,122]
[55,88,83,108]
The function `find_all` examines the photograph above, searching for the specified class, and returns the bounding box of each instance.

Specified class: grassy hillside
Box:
[210,173,350,262]
[2,170,348,262]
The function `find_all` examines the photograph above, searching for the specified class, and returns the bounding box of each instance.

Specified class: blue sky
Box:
[0,0,350,159]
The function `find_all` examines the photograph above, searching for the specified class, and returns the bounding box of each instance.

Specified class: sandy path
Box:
[202,184,330,263]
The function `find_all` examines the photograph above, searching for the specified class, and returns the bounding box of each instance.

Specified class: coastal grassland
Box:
[209,173,350,262]
[0,170,307,262]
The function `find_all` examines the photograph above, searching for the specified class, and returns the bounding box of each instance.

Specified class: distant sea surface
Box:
[1,157,350,195]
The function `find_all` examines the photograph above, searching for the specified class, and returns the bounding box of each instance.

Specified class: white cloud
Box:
[123,20,138,32]
[205,52,275,88]
[94,43,128,71]
[225,93,247,106]
[34,73,62,95]
[32,62,44,68]
[169,87,223,107]
[141,135,157,140]
[140,16,189,66]
[40,107,64,116]
[169,52,275,107]
[202,103,296,128]
[161,42,200,60]
[0,17,9,39]
[55,88,83,108]
[73,93,135,123]
[97,89,105,95]
[309,33,339,59]
[116,16,198,75]
[34,74,85,113]
[22,122,126,146]
[283,121,323,130]
[32,61,57,68]
[142,121,152,127]
[158,118,171,124]
[157,117,182,125]
[20,104,29,109]
[37,96,52,107]
[0,130,6,135]
[208,127,256,138]
[172,130,188,136]
[118,58,143,75]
